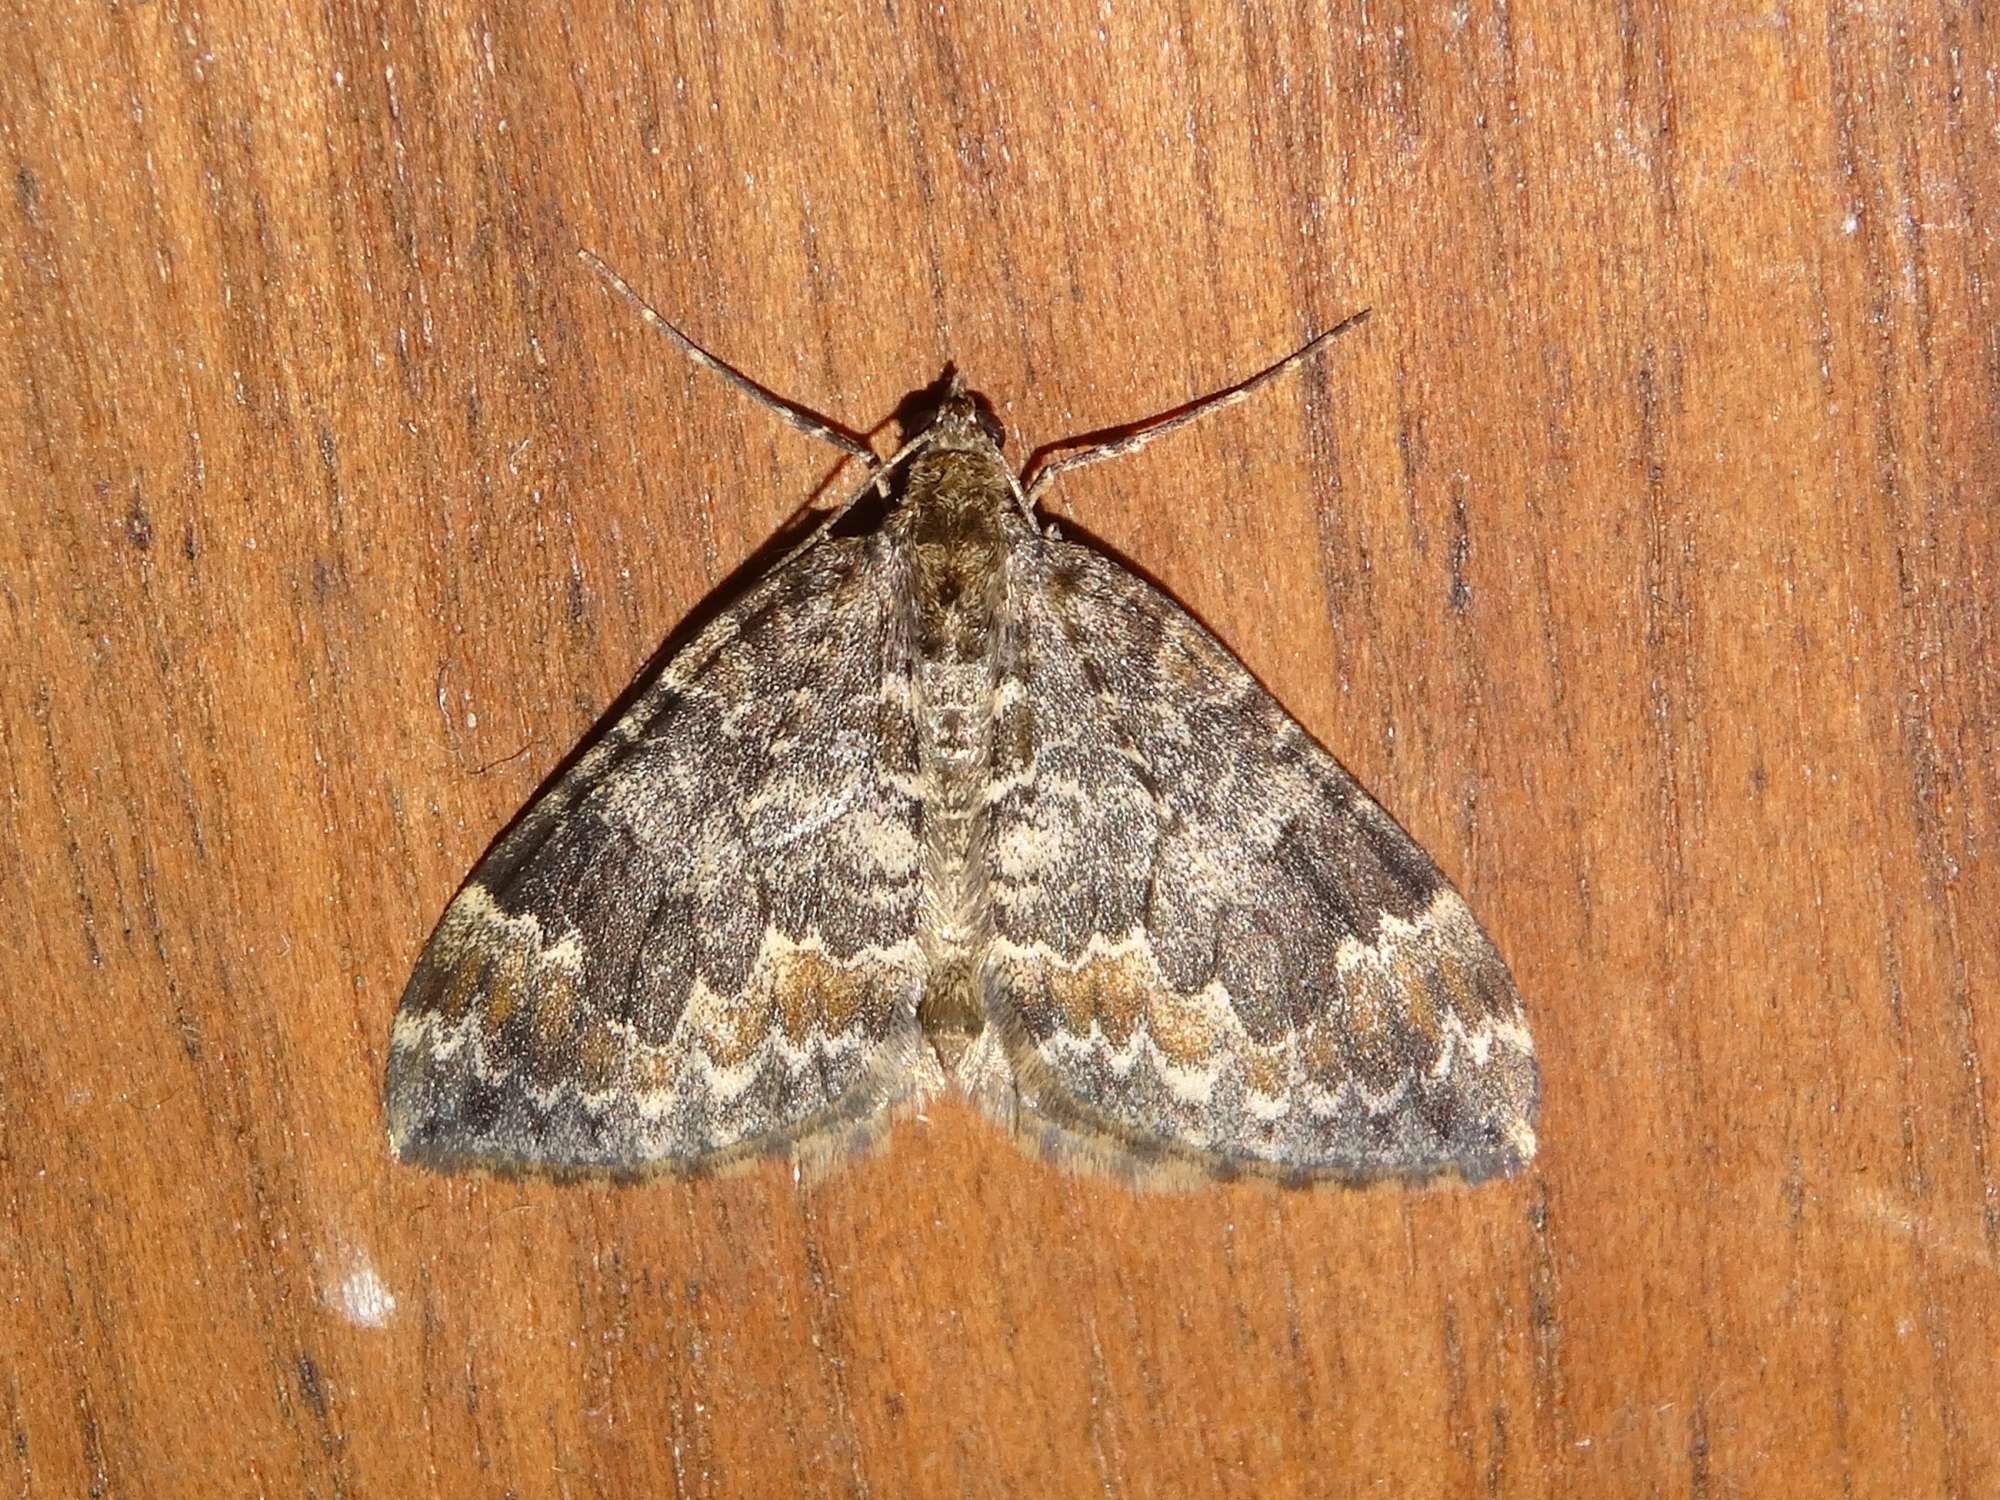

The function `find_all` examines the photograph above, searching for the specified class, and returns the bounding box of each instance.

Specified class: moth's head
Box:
[906,368,1006,455]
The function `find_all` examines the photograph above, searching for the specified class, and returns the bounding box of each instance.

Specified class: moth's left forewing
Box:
[975,537,1537,1186]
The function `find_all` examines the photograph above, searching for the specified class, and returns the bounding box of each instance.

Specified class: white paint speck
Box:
[339,1262,397,1328]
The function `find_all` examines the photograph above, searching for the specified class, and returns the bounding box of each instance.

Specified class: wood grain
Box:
[4,1,1994,1495]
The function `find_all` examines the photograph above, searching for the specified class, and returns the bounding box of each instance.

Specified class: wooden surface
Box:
[5,2,1995,1495]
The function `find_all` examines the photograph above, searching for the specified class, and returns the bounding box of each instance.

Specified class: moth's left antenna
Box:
[577,250,880,472]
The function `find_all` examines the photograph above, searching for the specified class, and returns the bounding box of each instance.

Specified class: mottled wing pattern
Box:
[387,537,929,1174]
[979,539,1537,1183]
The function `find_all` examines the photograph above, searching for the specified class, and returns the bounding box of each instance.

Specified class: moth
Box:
[385,257,1538,1185]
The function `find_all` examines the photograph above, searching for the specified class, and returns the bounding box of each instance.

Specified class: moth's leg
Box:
[1000,464,1038,528]
[1020,308,1373,510]
[766,425,938,573]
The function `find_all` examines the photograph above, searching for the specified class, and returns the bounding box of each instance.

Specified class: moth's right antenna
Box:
[1020,308,1372,508]
[578,250,880,472]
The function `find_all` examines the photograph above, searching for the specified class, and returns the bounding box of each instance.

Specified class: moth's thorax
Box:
[896,446,1020,540]
[894,443,1025,665]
